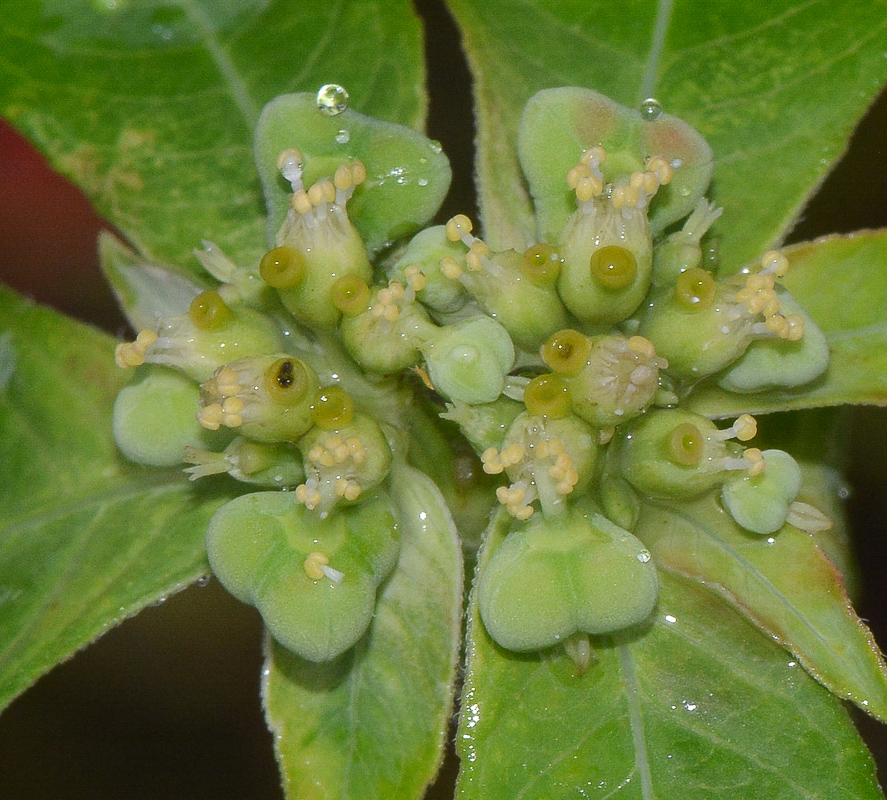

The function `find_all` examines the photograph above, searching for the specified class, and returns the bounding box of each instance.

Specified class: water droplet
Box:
[636,549,652,563]
[664,614,677,624]
[418,178,428,187]
[195,575,211,587]
[640,98,663,121]
[316,84,349,116]
[428,140,443,154]
[335,129,350,144]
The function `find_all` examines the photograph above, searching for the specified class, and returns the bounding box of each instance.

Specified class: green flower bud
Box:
[113,291,286,383]
[422,316,515,405]
[197,354,319,442]
[295,412,393,518]
[387,225,470,314]
[338,279,437,374]
[263,154,374,330]
[557,332,667,427]
[651,199,723,286]
[477,506,658,652]
[113,366,228,467]
[615,408,763,498]
[184,436,305,487]
[481,411,598,520]
[206,490,400,661]
[436,216,569,349]
[638,252,808,381]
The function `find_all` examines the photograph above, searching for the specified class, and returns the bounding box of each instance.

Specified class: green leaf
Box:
[263,463,462,800]
[686,231,887,418]
[636,478,887,721]
[445,0,887,268]
[0,286,229,710]
[0,0,427,270]
[457,510,883,799]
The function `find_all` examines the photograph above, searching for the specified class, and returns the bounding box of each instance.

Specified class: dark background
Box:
[2,1,887,797]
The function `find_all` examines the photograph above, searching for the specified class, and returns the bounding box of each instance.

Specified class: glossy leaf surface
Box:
[0,0,426,270]
[457,509,882,800]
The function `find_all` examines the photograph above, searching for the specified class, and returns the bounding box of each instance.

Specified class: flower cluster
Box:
[111,86,831,663]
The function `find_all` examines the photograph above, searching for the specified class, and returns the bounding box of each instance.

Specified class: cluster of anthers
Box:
[482,437,579,520]
[733,251,804,341]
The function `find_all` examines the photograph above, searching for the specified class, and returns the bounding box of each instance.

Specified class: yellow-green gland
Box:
[589,245,637,289]
[540,329,591,377]
[524,374,571,418]
[260,246,306,289]
[189,291,234,330]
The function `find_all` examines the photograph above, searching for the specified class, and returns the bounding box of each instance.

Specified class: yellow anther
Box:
[567,164,587,190]
[744,448,766,476]
[308,444,325,463]
[296,483,323,510]
[292,190,312,215]
[213,366,241,397]
[304,551,330,580]
[322,180,336,204]
[765,315,789,336]
[440,257,463,280]
[646,155,674,185]
[761,250,790,277]
[629,171,645,190]
[277,147,304,171]
[642,171,660,195]
[481,447,504,474]
[575,175,602,202]
[351,159,367,185]
[732,414,757,441]
[501,442,526,467]
[114,329,158,368]
[333,164,353,191]
[446,214,472,242]
[197,403,224,431]
[404,264,427,291]
[784,314,805,341]
[626,335,657,359]
[513,504,535,521]
[222,396,244,416]
[307,181,326,207]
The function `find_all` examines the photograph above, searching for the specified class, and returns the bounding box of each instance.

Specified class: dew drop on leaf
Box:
[316,84,349,115]
[335,129,350,144]
[639,97,663,121]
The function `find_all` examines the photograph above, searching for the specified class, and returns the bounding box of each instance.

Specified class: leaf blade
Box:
[0,286,228,710]
[0,0,427,270]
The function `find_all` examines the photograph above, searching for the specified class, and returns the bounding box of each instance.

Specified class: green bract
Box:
[206,490,400,662]
[517,87,713,243]
[255,93,452,255]
[477,506,658,651]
